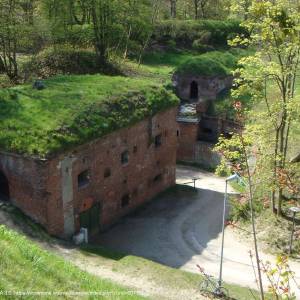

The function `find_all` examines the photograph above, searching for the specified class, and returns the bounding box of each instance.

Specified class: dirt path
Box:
[0,201,207,300]
[92,165,300,299]
[48,243,207,300]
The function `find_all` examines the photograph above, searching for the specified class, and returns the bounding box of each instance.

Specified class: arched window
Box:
[0,171,9,200]
[190,81,199,99]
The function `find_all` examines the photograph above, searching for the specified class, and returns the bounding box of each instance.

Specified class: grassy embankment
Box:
[0,224,146,300]
[0,201,265,300]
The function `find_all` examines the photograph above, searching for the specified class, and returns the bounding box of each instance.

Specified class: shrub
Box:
[22,47,121,79]
[229,196,251,222]
[0,75,13,88]
[152,19,248,49]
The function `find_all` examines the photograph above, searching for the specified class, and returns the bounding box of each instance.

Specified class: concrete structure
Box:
[172,74,233,102]
[0,107,178,238]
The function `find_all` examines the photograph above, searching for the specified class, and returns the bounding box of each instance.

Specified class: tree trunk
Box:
[194,0,199,19]
[170,0,176,18]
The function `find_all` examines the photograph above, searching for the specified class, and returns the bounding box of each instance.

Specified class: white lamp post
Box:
[215,173,240,296]
[289,206,300,255]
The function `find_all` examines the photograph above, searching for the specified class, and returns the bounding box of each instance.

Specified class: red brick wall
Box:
[0,107,177,238]
[177,120,221,169]
[0,153,49,227]
[47,107,178,237]
[177,121,199,162]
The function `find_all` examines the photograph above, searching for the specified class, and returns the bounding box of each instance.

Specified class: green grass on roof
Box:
[175,51,239,77]
[0,74,178,157]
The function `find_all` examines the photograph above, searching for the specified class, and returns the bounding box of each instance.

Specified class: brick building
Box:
[176,104,238,169]
[0,107,178,238]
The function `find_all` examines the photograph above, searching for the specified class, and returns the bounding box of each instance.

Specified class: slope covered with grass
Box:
[0,74,178,157]
[0,225,145,300]
[175,51,239,77]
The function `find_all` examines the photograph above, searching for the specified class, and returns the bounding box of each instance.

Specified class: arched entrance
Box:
[190,81,199,99]
[0,171,9,200]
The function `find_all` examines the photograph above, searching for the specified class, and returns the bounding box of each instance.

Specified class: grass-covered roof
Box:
[175,51,238,77]
[0,74,179,158]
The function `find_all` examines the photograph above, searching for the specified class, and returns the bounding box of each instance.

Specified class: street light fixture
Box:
[215,173,240,296]
[288,206,300,255]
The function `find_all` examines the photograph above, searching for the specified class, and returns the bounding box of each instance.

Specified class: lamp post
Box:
[215,173,240,296]
[288,207,300,255]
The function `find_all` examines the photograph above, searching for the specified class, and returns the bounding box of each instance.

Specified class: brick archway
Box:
[0,171,9,200]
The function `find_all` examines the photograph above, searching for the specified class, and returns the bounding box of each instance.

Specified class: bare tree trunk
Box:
[194,0,199,19]
[170,0,176,18]
[240,135,265,300]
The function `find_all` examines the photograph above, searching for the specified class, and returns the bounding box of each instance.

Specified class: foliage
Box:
[215,159,231,177]
[0,225,146,299]
[21,46,121,79]
[175,51,239,76]
[0,0,33,81]
[259,255,297,299]
[152,19,247,49]
[230,0,300,216]
[0,74,179,157]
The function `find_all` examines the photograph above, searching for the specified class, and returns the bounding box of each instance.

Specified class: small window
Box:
[153,174,163,183]
[155,134,162,148]
[133,146,138,153]
[121,150,129,165]
[121,194,130,208]
[78,170,90,189]
[104,168,111,178]
[177,130,180,137]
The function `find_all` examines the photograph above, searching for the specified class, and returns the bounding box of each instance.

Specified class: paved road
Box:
[94,165,300,297]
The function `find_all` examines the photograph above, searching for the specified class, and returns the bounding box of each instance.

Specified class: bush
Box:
[229,196,251,222]
[0,74,13,88]
[152,19,248,49]
[22,47,121,79]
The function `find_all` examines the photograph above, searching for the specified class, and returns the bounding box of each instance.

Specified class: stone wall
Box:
[0,107,178,238]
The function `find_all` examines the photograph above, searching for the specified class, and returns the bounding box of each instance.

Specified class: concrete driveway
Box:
[93,165,300,296]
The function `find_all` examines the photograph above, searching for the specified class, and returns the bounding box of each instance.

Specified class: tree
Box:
[0,0,35,82]
[170,0,176,18]
[230,0,252,20]
[230,0,300,216]
[90,0,114,63]
[193,0,208,19]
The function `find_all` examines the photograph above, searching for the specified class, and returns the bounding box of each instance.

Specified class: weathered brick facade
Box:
[0,107,178,238]
[177,115,238,169]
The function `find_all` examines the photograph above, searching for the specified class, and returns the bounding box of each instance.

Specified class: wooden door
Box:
[79,203,100,235]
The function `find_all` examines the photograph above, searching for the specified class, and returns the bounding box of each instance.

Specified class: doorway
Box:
[190,81,199,100]
[0,171,9,200]
[79,203,100,235]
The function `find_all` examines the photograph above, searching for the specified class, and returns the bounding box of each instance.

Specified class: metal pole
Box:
[216,180,228,294]
[289,212,296,255]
